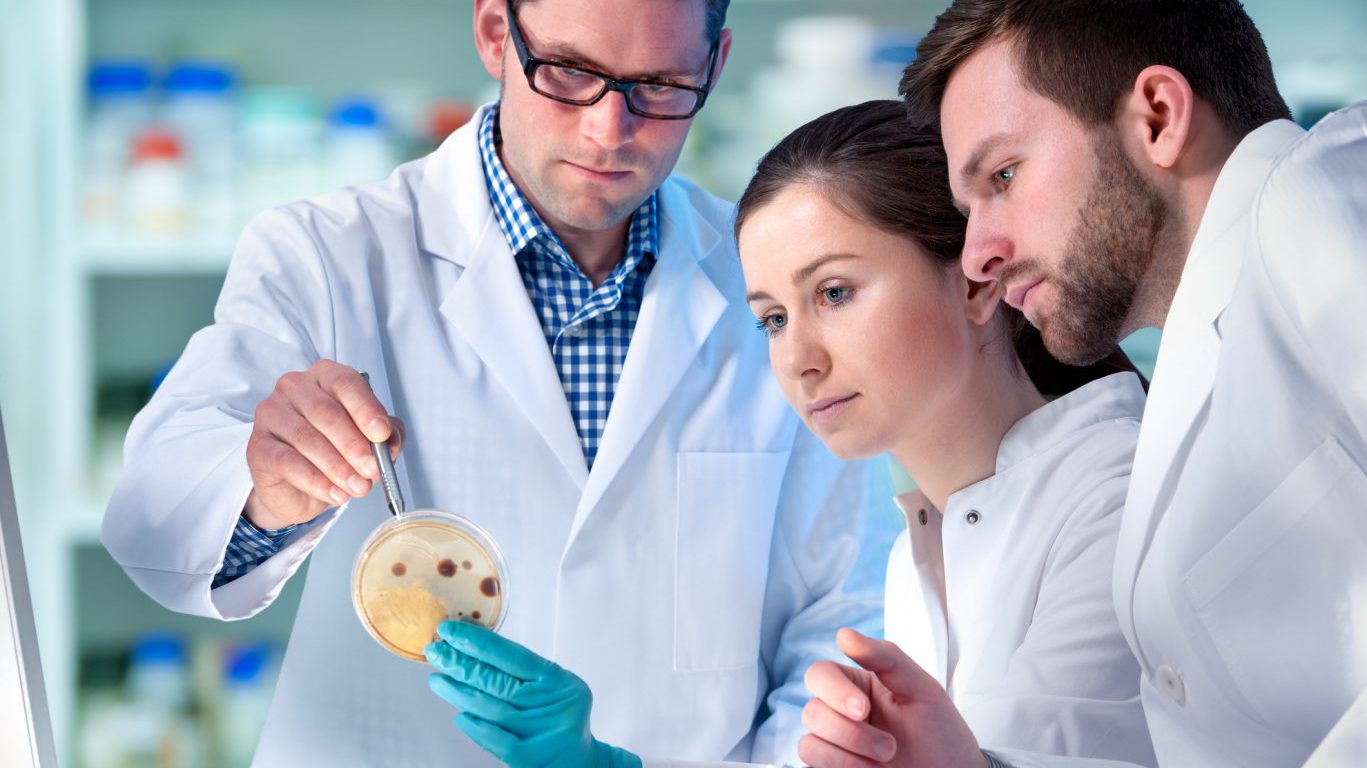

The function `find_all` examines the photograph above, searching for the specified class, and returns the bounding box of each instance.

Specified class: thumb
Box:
[837,627,942,700]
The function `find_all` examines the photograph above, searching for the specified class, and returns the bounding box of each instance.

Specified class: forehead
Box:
[739,185,918,281]
[939,37,1077,178]
[517,0,711,71]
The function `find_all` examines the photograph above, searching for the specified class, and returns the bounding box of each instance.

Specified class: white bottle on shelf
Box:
[82,61,154,237]
[161,61,238,238]
[323,97,397,190]
[123,127,190,238]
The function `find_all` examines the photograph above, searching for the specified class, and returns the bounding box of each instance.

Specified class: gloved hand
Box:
[425,620,642,768]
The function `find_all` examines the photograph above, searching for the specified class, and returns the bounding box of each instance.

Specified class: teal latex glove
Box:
[425,621,642,768]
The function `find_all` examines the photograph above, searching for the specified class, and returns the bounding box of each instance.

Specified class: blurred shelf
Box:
[80,233,237,276]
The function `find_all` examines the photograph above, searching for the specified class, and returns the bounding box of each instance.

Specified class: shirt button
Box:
[965,510,981,525]
[1155,664,1185,705]
[564,324,587,339]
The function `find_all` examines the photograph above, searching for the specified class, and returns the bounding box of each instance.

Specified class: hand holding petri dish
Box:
[351,374,509,662]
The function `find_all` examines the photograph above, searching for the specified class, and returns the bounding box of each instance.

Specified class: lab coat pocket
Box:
[675,451,787,672]
[1183,436,1367,734]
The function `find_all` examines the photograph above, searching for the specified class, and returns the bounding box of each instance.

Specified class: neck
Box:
[553,221,631,287]
[1125,112,1244,333]
[890,349,1048,514]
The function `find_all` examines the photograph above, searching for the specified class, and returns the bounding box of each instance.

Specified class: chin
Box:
[812,428,882,462]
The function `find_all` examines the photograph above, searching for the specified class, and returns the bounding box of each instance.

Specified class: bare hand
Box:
[244,361,405,530]
[799,628,987,768]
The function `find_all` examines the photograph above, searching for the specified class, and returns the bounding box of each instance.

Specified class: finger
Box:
[263,397,372,498]
[437,620,552,681]
[248,431,348,507]
[281,373,381,484]
[425,641,526,702]
[838,627,939,700]
[454,711,520,763]
[797,732,887,768]
[806,660,872,720]
[428,673,524,722]
[802,698,897,763]
[318,363,393,443]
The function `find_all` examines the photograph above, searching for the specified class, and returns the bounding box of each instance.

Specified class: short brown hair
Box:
[509,0,730,44]
[901,0,1291,136]
[735,100,1143,398]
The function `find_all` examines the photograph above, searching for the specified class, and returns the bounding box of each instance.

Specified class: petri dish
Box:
[352,510,508,662]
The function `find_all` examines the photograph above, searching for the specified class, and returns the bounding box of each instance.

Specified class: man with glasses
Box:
[101,0,890,766]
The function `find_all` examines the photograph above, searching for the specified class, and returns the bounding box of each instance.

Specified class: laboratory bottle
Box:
[82,61,154,234]
[323,98,397,190]
[124,127,189,237]
[162,61,237,234]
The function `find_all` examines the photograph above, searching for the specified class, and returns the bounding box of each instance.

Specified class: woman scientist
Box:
[734,100,1157,768]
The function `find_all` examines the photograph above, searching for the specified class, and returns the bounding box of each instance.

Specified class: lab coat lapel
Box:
[569,183,728,537]
[421,105,589,490]
[1113,119,1305,641]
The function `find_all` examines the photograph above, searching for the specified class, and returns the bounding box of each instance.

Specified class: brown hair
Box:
[901,0,1290,136]
[509,0,730,44]
[735,100,1143,398]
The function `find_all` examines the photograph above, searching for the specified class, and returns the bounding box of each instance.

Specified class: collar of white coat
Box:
[1164,118,1305,331]
[992,371,1146,475]
[412,102,725,273]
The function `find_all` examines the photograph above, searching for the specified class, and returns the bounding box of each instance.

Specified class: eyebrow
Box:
[958,131,1016,188]
[534,39,708,80]
[745,253,861,303]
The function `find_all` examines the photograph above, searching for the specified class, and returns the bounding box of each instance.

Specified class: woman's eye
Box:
[756,313,787,336]
[822,286,850,304]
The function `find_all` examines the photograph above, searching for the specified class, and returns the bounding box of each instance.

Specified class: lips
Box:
[807,393,857,416]
[565,161,631,181]
[1005,278,1044,310]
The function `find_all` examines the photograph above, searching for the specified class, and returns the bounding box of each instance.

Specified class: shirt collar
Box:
[477,103,658,274]
[993,371,1146,474]
[1168,118,1304,330]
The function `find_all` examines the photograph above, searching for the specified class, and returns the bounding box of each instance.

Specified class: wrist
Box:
[243,490,289,532]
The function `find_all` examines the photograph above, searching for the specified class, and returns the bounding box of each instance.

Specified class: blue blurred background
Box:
[1,0,1363,765]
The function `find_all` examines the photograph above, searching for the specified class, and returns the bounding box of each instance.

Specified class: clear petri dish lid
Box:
[351,510,508,662]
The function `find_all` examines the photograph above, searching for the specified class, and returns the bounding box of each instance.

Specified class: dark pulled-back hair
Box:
[901,0,1290,136]
[509,0,730,44]
[735,100,1142,399]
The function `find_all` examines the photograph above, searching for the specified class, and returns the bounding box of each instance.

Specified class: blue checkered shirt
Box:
[214,103,658,588]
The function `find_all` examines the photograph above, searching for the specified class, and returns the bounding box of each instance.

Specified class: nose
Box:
[580,89,638,152]
[961,208,1014,281]
[773,318,830,385]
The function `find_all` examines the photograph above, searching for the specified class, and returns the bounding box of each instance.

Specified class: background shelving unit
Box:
[3,0,1365,764]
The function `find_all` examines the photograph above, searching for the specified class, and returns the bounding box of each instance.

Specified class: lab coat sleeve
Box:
[747,425,901,767]
[1256,102,1367,441]
[963,472,1156,768]
[101,205,343,621]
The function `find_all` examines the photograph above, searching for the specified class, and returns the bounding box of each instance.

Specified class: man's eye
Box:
[994,164,1017,187]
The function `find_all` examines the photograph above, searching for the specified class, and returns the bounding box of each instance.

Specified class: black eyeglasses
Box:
[505,1,718,120]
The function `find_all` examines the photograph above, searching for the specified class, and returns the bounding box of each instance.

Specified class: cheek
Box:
[859,290,971,411]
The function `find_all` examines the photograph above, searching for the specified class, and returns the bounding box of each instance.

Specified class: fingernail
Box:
[874,735,896,761]
[367,418,390,442]
[347,474,370,496]
[329,487,349,505]
[846,696,867,719]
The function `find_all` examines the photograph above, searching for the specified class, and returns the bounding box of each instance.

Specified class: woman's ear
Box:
[963,275,1001,327]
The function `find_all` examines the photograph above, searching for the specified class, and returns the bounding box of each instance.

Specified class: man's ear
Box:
[473,0,510,82]
[1119,64,1195,170]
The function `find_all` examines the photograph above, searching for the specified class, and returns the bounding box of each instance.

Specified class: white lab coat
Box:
[1115,103,1367,766]
[885,373,1156,768]
[101,104,891,768]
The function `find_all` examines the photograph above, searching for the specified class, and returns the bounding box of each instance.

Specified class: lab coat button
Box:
[918,508,928,525]
[1156,664,1185,704]
[965,510,981,525]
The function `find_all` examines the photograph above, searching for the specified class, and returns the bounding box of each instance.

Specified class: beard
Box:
[1030,131,1169,366]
